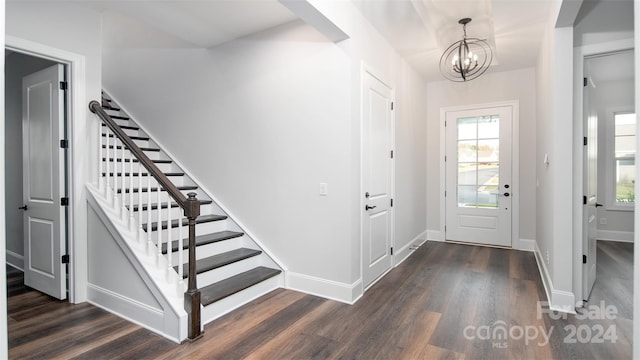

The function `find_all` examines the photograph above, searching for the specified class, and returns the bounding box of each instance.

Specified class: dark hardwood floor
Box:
[7,241,632,359]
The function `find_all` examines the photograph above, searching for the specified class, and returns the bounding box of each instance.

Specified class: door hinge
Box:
[583,137,587,146]
[444,191,447,197]
[390,150,394,159]
[62,254,70,264]
[390,247,393,255]
[60,139,69,148]
[391,102,394,110]
[60,81,68,91]
[61,197,69,206]
[582,255,587,264]
[444,156,447,162]
[583,77,588,87]
[444,121,447,127]
[583,196,587,205]
[390,199,394,207]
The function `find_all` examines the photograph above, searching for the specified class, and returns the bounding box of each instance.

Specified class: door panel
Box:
[583,62,598,301]
[363,70,393,288]
[445,106,512,247]
[22,64,67,300]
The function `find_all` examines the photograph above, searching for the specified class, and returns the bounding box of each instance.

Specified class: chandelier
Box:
[439,18,493,82]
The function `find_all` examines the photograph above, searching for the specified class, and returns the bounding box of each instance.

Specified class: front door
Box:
[22,64,67,300]
[445,105,513,247]
[362,70,393,288]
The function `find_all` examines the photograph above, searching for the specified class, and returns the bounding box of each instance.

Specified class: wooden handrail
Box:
[89,100,203,340]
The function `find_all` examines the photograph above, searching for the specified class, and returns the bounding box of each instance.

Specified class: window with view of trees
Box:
[614,112,635,204]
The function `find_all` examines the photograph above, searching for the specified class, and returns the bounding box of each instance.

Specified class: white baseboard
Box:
[426,229,443,242]
[533,241,576,313]
[6,251,23,270]
[596,229,634,243]
[394,231,427,267]
[286,272,362,304]
[518,238,536,252]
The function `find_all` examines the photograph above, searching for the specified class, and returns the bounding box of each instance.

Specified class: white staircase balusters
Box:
[146,175,153,255]
[98,122,104,191]
[138,164,144,243]
[113,138,121,214]
[129,148,135,230]
[120,141,127,221]
[105,129,111,201]
[166,191,173,282]
[156,182,163,266]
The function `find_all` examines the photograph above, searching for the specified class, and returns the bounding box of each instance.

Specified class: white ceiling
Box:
[90,0,556,80]
[353,0,556,81]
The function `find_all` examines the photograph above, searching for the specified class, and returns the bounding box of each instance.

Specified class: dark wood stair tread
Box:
[102,105,121,111]
[108,115,129,120]
[142,214,227,231]
[130,199,212,212]
[102,172,184,177]
[102,133,149,141]
[103,158,171,164]
[102,123,138,131]
[175,248,261,278]
[102,145,160,152]
[162,230,243,253]
[117,185,197,194]
[200,267,281,306]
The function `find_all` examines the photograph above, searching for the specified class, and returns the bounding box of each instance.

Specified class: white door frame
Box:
[5,36,89,303]
[360,63,395,291]
[439,101,520,248]
[572,38,635,308]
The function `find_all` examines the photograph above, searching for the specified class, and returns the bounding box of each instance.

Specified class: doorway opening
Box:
[4,50,70,300]
[582,49,635,308]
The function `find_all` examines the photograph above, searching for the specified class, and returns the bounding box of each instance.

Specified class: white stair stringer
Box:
[86,183,188,342]
[91,91,285,342]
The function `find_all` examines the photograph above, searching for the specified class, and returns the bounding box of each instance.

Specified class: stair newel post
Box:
[184,192,202,341]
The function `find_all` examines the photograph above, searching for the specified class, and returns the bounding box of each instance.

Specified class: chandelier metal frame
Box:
[439,18,493,82]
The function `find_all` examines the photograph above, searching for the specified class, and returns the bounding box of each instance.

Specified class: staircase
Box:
[88,92,283,341]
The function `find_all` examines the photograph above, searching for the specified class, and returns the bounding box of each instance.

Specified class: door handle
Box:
[365,205,377,211]
[19,205,28,211]
[502,193,510,197]
[595,203,603,207]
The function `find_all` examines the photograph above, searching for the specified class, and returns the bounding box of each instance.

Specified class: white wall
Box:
[103,3,427,300]
[594,78,635,237]
[425,68,537,246]
[535,0,577,309]
[4,52,57,268]
[6,1,103,302]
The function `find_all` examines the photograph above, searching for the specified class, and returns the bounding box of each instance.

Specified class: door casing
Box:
[6,36,90,303]
[439,101,520,248]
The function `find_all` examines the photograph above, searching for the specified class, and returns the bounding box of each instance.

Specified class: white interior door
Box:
[22,64,67,300]
[362,70,393,288]
[445,106,512,247]
[583,65,598,301]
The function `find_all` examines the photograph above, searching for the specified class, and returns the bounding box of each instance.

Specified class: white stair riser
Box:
[194,255,263,288]
[110,188,207,205]
[134,204,213,223]
[102,161,173,174]
[144,220,229,243]
[168,237,245,264]
[201,274,283,325]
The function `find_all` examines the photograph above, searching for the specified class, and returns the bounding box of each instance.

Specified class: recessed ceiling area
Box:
[353,0,555,81]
